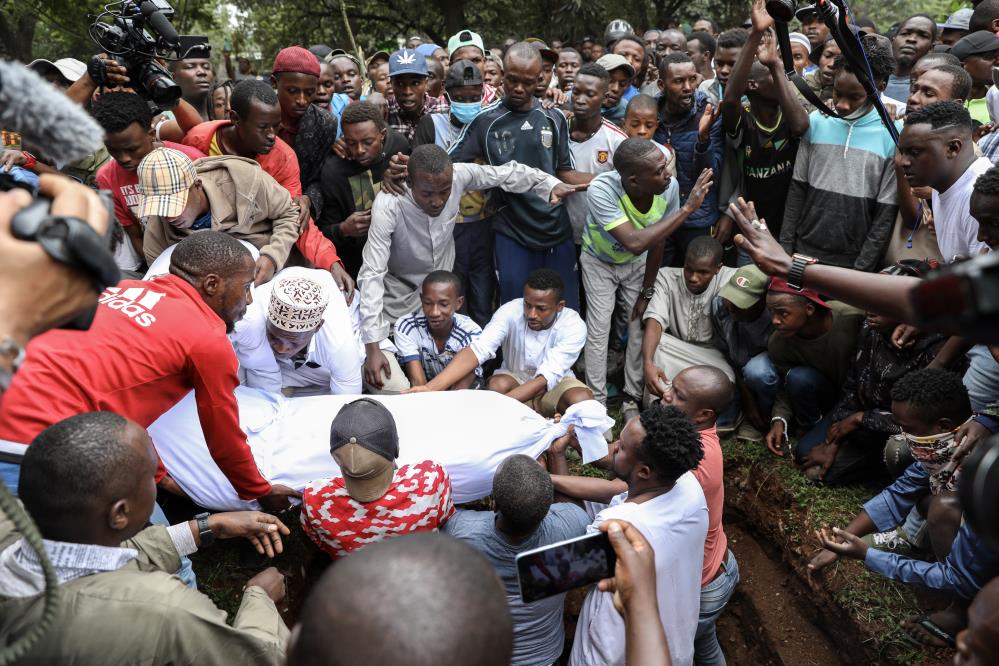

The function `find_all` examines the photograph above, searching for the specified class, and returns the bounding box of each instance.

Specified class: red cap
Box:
[767,277,830,309]
[272,46,320,78]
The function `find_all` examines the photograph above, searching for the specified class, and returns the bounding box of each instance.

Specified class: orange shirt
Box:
[692,426,728,585]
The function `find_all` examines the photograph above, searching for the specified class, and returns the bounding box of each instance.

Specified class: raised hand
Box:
[682,168,714,214]
[728,197,793,277]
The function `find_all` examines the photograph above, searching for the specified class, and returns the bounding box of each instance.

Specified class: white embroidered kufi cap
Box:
[267,275,329,332]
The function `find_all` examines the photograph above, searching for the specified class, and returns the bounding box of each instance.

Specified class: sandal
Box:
[901,614,957,649]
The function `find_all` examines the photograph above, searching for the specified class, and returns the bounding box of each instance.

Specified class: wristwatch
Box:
[787,254,818,290]
[640,286,655,300]
[195,512,215,547]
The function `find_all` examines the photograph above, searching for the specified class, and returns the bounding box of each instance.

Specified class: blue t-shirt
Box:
[444,504,591,666]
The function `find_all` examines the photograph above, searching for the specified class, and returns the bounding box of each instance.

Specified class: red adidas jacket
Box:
[182,120,340,270]
[0,275,271,500]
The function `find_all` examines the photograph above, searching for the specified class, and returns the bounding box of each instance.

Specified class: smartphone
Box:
[516,531,617,603]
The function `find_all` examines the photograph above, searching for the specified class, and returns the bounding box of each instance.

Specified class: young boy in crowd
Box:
[780,37,899,271]
[394,271,482,389]
[622,94,675,174]
[406,270,593,417]
[642,236,737,404]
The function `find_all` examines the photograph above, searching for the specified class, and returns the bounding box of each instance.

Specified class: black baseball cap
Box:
[445,59,484,88]
[330,398,400,502]
[950,31,999,61]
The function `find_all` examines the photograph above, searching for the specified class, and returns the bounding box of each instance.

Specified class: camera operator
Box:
[167,37,215,122]
[0,174,111,401]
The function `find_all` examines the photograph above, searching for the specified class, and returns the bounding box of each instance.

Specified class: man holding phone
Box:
[550,404,708,665]
[444,454,590,666]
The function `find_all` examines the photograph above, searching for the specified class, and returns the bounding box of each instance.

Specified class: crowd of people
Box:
[1,0,999,663]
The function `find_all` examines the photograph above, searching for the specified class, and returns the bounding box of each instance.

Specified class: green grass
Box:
[722,435,937,665]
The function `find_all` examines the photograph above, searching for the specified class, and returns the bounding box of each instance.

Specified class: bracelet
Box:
[770,416,789,440]
[20,151,36,171]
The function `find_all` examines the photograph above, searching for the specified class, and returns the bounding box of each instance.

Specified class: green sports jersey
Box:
[581,170,679,264]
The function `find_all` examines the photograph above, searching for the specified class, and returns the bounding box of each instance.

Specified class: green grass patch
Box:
[723,434,940,665]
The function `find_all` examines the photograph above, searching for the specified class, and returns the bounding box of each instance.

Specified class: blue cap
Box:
[415,43,441,57]
[389,48,429,77]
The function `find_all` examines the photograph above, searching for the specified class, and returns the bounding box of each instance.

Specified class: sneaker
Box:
[862,527,919,557]
[621,399,639,425]
[735,421,764,443]
[716,409,743,437]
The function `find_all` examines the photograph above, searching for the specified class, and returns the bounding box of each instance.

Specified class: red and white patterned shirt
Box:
[301,459,455,559]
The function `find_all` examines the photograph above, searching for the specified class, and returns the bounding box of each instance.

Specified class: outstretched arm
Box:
[609,170,713,255]
[729,197,921,324]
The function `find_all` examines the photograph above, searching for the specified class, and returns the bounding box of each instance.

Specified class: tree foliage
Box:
[5,0,973,69]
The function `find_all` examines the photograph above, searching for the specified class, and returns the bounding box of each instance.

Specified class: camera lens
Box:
[138,60,182,109]
[959,435,999,551]
[765,0,797,22]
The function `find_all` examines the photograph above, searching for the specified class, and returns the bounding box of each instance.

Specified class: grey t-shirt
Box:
[444,504,591,666]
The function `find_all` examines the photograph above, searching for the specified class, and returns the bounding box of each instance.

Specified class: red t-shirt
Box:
[301,459,455,559]
[0,275,270,500]
[692,426,728,585]
[96,142,205,228]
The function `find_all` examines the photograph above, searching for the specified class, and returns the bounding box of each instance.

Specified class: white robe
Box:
[147,388,613,511]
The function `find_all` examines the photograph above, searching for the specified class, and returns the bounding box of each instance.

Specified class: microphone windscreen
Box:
[0,60,105,164]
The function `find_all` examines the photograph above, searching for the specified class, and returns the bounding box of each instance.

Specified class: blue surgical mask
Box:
[449,99,482,125]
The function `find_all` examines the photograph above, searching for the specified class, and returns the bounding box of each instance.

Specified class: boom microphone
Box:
[140,1,180,45]
[0,60,105,164]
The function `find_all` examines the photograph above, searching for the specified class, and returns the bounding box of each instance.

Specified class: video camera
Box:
[960,435,999,550]
[88,0,184,109]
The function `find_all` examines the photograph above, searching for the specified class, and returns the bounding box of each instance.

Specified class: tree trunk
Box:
[0,10,36,62]
[435,0,465,40]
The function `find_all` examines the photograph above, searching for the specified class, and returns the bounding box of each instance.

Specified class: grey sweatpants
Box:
[580,251,644,404]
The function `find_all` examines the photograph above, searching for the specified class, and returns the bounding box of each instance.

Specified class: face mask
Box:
[903,428,961,494]
[842,103,871,121]
[449,99,482,125]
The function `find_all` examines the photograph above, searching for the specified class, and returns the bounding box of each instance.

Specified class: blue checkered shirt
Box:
[394,311,482,380]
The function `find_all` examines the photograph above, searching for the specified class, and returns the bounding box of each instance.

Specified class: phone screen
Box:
[515,531,617,603]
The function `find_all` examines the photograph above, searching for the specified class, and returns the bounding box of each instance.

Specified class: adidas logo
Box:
[99,286,164,328]
[520,120,533,131]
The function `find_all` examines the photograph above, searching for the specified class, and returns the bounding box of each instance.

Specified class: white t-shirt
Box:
[932,156,993,262]
[569,472,708,666]
[567,120,627,243]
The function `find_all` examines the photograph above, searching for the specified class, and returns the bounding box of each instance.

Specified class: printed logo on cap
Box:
[735,276,750,288]
[396,50,417,65]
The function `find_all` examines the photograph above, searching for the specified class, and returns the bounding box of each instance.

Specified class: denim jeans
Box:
[785,366,836,429]
[741,352,778,423]
[453,219,496,328]
[0,460,20,495]
[794,414,889,483]
[694,549,740,665]
[494,233,579,310]
[148,502,198,590]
